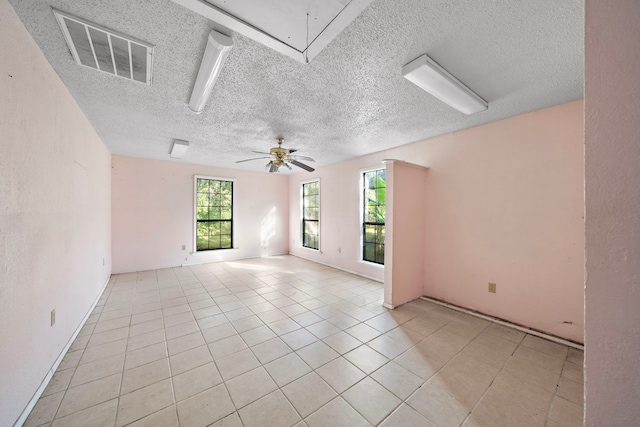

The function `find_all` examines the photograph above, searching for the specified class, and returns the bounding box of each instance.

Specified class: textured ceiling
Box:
[183,0,371,61]
[9,0,583,174]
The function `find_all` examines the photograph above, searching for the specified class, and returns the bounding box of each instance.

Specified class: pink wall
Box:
[384,160,429,307]
[0,1,112,425]
[585,0,640,423]
[421,102,584,342]
[288,161,387,281]
[112,155,289,273]
[289,100,584,342]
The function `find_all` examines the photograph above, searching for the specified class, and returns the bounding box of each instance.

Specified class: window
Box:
[362,168,386,264]
[195,177,233,251]
[302,180,320,250]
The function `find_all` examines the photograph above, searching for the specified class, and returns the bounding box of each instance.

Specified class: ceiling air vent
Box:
[53,9,154,85]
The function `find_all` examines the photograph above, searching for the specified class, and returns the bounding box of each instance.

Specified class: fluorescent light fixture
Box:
[402,54,488,115]
[170,139,189,158]
[188,30,233,113]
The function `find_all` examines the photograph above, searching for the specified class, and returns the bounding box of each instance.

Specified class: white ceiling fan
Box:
[236,138,315,173]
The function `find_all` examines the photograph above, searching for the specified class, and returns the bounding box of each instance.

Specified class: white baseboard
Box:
[14,277,110,427]
[419,296,584,350]
[181,252,290,267]
[288,253,384,283]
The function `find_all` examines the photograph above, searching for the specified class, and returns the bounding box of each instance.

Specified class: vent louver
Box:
[53,9,154,85]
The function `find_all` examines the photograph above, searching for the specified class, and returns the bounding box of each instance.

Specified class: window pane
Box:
[196,178,233,252]
[365,171,376,188]
[376,245,384,264]
[367,207,376,223]
[196,206,208,220]
[209,180,221,194]
[197,222,209,237]
[197,236,209,251]
[302,182,320,250]
[375,244,385,263]
[376,187,386,208]
[306,221,318,235]
[364,225,375,243]
[209,236,221,249]
[364,243,375,262]
[376,226,385,244]
[362,169,385,264]
[197,192,209,207]
[197,179,209,192]
[208,207,221,220]
[366,189,377,205]
[209,222,221,237]
[303,229,318,250]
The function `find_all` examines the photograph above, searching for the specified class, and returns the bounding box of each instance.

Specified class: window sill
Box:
[357,260,385,269]
[193,247,240,254]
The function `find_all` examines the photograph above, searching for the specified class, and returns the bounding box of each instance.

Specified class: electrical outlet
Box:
[102,258,105,266]
[51,309,56,326]
[488,282,497,293]
[182,245,186,250]
[338,247,341,253]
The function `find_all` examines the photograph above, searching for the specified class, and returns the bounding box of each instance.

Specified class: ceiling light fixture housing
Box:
[170,139,189,159]
[53,9,154,85]
[188,30,233,113]
[402,54,488,115]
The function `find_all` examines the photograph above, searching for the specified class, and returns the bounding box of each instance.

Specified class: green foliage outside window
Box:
[303,181,319,249]
[363,169,385,264]
[196,178,233,251]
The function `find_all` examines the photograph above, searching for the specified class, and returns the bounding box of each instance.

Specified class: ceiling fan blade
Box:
[236,157,272,163]
[287,148,298,153]
[288,154,315,162]
[290,159,315,172]
[252,150,272,155]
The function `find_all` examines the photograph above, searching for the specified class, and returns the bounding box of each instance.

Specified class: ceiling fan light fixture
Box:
[402,54,488,115]
[239,138,315,173]
[170,139,189,158]
[188,30,233,113]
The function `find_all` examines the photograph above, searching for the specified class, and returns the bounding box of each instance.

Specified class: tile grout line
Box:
[420,296,583,350]
[27,257,583,427]
[39,277,113,427]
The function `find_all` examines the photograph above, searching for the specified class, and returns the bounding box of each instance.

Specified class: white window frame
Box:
[359,166,386,266]
[193,175,237,252]
[300,178,320,251]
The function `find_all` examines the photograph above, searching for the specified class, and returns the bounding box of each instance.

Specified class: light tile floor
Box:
[25,256,584,427]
